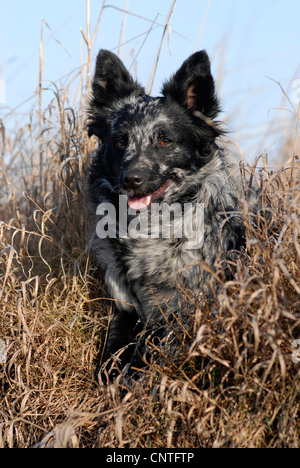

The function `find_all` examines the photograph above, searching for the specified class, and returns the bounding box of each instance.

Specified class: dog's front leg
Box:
[97,307,142,383]
[103,307,141,360]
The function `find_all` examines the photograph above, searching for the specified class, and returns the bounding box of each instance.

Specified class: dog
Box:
[88,49,247,381]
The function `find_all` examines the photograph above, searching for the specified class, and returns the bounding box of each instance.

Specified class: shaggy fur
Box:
[88,50,247,380]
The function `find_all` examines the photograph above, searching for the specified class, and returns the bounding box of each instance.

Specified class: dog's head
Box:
[88,50,222,207]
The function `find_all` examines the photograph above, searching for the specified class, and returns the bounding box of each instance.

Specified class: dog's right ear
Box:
[162,51,220,121]
[88,50,145,139]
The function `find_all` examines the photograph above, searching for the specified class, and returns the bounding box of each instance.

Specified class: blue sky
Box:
[0,0,299,162]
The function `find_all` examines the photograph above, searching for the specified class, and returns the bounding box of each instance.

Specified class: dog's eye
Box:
[159,138,172,147]
[114,138,126,148]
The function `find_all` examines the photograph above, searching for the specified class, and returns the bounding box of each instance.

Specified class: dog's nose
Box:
[122,170,144,190]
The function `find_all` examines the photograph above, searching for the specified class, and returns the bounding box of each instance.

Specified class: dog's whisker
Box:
[111,184,121,194]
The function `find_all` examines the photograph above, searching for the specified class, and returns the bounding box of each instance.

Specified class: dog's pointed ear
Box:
[162,51,220,119]
[88,50,145,138]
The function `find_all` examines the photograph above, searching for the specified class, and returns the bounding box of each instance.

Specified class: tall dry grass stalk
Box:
[0,2,299,449]
[147,0,178,95]
[38,19,44,193]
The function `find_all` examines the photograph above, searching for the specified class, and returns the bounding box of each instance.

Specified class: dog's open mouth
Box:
[128,179,172,210]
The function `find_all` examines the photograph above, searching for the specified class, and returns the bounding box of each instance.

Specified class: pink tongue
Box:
[128,195,152,210]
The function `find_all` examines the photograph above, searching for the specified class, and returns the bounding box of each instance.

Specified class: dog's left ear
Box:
[88,50,145,139]
[162,51,220,119]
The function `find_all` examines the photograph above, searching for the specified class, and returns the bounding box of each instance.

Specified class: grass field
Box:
[0,1,299,448]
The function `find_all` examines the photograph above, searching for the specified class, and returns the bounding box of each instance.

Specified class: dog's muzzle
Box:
[121,170,144,191]
[126,179,173,210]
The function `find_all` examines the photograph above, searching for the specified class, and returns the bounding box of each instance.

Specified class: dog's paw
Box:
[95,343,137,385]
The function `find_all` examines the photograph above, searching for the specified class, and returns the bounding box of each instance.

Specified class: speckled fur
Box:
[88,50,247,378]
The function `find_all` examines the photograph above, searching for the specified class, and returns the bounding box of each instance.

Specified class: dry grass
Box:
[0,3,300,449]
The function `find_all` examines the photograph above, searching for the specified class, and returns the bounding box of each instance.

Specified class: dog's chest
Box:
[120,236,203,290]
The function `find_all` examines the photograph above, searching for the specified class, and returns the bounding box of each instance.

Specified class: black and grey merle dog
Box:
[88,49,246,380]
